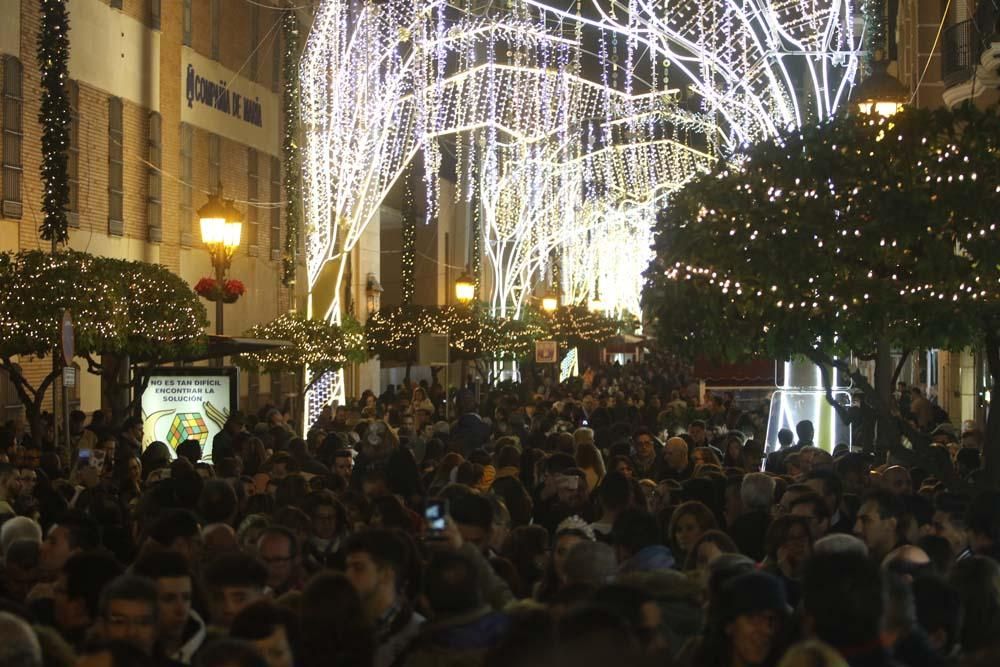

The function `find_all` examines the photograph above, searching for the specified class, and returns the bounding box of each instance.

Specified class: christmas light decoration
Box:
[38,0,72,245]
[282,9,301,287]
[236,313,366,390]
[298,0,860,423]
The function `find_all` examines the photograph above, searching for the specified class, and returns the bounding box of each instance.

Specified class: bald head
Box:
[883,544,931,581]
[664,437,688,471]
[202,523,238,556]
[881,466,912,496]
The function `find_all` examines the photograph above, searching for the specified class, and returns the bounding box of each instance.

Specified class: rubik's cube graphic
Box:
[166,413,210,449]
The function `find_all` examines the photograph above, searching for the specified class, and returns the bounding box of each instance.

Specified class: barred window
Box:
[150,0,161,30]
[2,56,23,219]
[208,133,220,191]
[180,123,193,245]
[182,0,192,46]
[148,111,162,242]
[211,0,221,60]
[108,96,124,236]
[249,3,260,82]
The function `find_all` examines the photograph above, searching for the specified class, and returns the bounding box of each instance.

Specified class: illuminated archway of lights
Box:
[299,0,858,416]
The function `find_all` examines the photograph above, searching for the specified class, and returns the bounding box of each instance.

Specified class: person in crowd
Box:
[854,489,909,563]
[229,601,298,667]
[300,572,376,667]
[613,507,674,573]
[668,500,718,566]
[343,529,424,667]
[661,436,694,482]
[132,549,206,664]
[730,473,775,561]
[202,552,268,631]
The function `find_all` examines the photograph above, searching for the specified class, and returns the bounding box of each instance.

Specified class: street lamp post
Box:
[198,190,242,337]
[855,51,908,118]
[541,287,560,313]
[455,270,475,305]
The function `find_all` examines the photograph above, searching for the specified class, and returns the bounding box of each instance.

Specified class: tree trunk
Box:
[100,353,132,429]
[984,330,1000,487]
[874,330,899,459]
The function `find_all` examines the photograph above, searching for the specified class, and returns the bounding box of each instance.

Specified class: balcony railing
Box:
[942,1,1000,88]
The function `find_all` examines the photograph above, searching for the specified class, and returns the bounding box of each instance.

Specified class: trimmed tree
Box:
[0,251,208,438]
[235,313,367,392]
[643,106,998,468]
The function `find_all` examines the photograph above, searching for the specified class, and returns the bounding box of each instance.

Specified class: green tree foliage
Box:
[0,250,208,435]
[644,106,1000,462]
[236,313,366,389]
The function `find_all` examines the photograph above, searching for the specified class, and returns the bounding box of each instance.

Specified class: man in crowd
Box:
[854,489,908,563]
[133,550,206,664]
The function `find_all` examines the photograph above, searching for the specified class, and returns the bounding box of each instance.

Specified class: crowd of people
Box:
[0,359,997,667]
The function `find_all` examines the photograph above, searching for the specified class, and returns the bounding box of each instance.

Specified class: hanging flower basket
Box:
[194,277,245,303]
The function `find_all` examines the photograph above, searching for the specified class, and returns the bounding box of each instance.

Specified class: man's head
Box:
[932,492,970,558]
[122,417,143,443]
[881,466,912,496]
[448,492,495,553]
[133,550,193,645]
[803,469,844,518]
[717,572,788,666]
[611,508,663,564]
[597,471,633,517]
[777,429,794,449]
[632,429,656,462]
[256,526,300,593]
[342,529,411,620]
[664,437,688,472]
[0,611,41,667]
[911,575,963,655]
[56,551,124,634]
[795,420,815,445]
[99,575,159,655]
[423,550,483,617]
[854,489,907,559]
[229,600,297,667]
[0,461,20,500]
[333,450,354,481]
[147,510,202,563]
[740,473,776,513]
[789,492,832,540]
[202,552,268,629]
[688,421,707,445]
[802,551,882,648]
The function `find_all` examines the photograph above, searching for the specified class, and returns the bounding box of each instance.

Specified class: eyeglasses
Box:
[107,614,155,629]
[261,555,294,564]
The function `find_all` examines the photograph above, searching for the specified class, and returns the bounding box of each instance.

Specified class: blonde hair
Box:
[777,640,848,667]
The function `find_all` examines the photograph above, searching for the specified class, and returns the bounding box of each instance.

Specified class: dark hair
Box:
[497,446,521,470]
[63,551,124,620]
[99,575,158,619]
[133,549,191,581]
[449,492,494,533]
[611,508,661,556]
[764,515,813,562]
[948,556,1000,652]
[257,525,299,558]
[342,529,412,591]
[596,471,633,512]
[424,550,483,614]
[777,429,794,447]
[934,492,970,529]
[300,572,375,667]
[683,530,738,571]
[912,575,963,655]
[78,640,157,667]
[147,509,200,547]
[202,552,268,591]
[788,492,831,523]
[195,639,268,667]
[176,440,202,464]
[230,599,299,651]
[198,480,238,525]
[861,488,907,521]
[53,510,102,551]
[804,469,843,502]
[802,551,882,647]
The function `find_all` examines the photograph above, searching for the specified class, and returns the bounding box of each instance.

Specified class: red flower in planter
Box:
[223,279,246,297]
[194,277,220,299]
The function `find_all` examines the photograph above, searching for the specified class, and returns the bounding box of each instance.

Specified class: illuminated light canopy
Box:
[298,0,861,420]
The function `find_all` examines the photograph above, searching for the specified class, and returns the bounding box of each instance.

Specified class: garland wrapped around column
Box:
[401,167,416,305]
[37,0,72,246]
[281,7,301,287]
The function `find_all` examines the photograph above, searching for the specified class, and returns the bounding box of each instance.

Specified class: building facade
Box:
[0,0,303,420]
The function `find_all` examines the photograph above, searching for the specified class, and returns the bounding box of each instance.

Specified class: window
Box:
[0,363,25,423]
[2,56,23,219]
[150,0,161,30]
[108,96,124,236]
[111,0,122,9]
[249,3,260,82]
[182,0,192,46]
[67,80,79,227]
[208,133,220,191]
[148,111,162,242]
[271,29,281,93]
[211,0,220,60]
[247,148,259,253]
[180,123,193,245]
[270,156,281,260]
